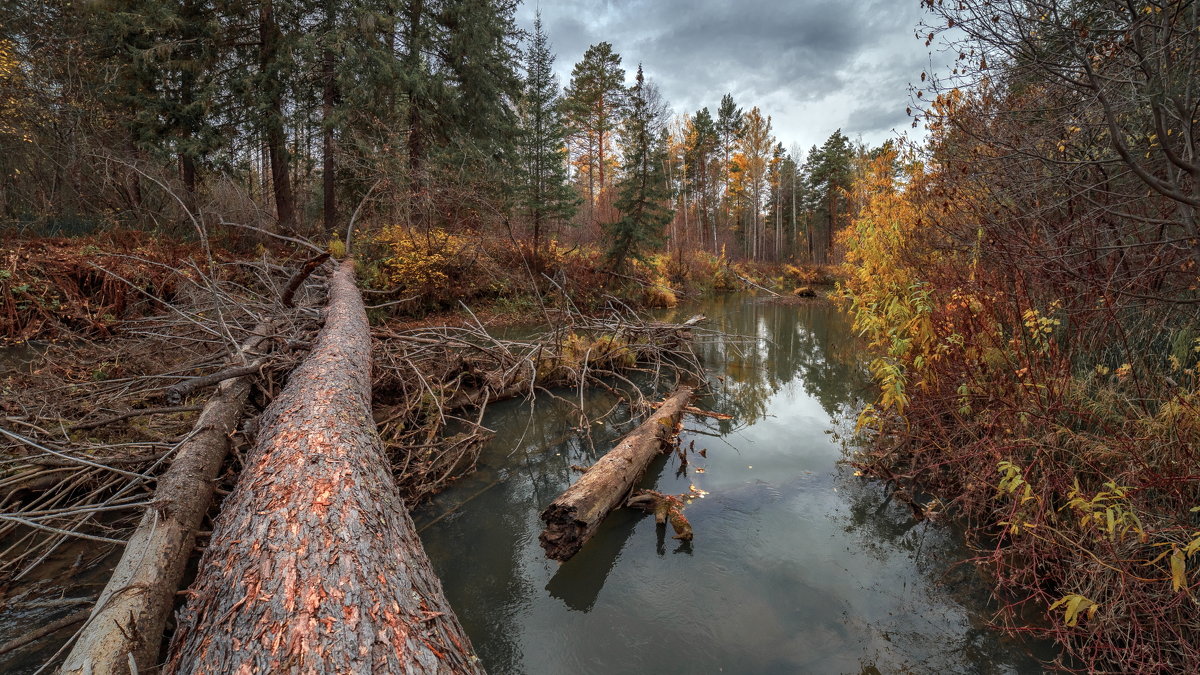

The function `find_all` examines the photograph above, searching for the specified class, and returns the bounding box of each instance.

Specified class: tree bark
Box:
[165,260,481,674]
[539,385,694,562]
[61,323,274,675]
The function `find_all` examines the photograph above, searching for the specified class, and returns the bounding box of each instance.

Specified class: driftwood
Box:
[61,322,275,675]
[164,260,480,674]
[539,385,694,561]
[626,489,694,541]
[729,267,781,297]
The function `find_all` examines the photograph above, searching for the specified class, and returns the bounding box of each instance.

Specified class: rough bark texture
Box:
[61,323,274,675]
[164,261,481,674]
[539,386,694,561]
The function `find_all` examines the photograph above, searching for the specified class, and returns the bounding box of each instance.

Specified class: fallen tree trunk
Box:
[539,385,694,562]
[61,322,275,675]
[164,260,481,674]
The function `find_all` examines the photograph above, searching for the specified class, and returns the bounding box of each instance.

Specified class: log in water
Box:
[539,386,693,561]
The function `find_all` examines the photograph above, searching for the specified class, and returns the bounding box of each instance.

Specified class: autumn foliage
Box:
[840,4,1200,668]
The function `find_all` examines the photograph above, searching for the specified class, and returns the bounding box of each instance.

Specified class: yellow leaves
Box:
[1063,479,1143,542]
[327,235,346,259]
[1145,539,1197,594]
[374,226,469,292]
[1170,548,1187,592]
[996,460,1036,505]
[1049,594,1099,627]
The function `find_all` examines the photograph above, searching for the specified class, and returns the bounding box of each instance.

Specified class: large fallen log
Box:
[61,322,275,675]
[164,260,481,674]
[539,385,694,562]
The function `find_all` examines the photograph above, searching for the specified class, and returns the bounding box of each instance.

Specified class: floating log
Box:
[539,385,694,562]
[61,322,275,675]
[164,260,481,674]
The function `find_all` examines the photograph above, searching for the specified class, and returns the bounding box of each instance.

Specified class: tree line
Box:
[1,2,878,269]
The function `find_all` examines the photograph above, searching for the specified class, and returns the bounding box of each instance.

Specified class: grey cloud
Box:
[845,101,911,136]
[519,0,930,151]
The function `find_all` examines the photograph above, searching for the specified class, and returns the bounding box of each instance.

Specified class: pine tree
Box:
[738,106,773,260]
[807,129,854,263]
[715,93,743,242]
[607,65,672,271]
[563,42,626,219]
[685,107,719,253]
[517,13,578,264]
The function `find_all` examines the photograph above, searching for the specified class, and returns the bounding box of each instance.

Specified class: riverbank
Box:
[2,230,841,343]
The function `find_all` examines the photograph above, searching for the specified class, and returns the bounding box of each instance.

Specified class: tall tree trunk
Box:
[165,261,481,674]
[178,0,200,202]
[404,0,426,226]
[827,190,836,264]
[322,6,338,235]
[261,0,296,232]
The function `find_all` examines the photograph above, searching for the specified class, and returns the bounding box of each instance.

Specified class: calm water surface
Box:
[416,295,1050,674]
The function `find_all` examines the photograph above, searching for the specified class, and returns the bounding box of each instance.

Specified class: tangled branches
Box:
[0,252,324,582]
[371,309,708,503]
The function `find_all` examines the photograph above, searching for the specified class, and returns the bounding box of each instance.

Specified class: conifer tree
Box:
[738,106,774,260]
[685,107,719,253]
[715,93,743,238]
[607,65,672,271]
[806,129,853,263]
[437,0,522,171]
[517,13,578,263]
[563,42,627,216]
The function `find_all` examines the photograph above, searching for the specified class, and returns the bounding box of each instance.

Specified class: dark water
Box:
[415,295,1051,674]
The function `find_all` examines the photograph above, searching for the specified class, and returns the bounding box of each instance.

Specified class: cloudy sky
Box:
[517,0,935,159]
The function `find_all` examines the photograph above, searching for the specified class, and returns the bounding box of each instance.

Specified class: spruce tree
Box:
[807,129,853,263]
[607,65,672,271]
[517,13,578,263]
[437,0,522,167]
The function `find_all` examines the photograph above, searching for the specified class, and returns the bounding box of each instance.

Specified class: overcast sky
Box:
[517,0,934,160]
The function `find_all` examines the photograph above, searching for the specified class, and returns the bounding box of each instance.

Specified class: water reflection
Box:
[416,296,1049,674]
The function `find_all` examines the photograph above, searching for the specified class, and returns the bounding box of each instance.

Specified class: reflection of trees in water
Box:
[698,300,869,428]
[418,388,652,673]
[420,298,893,673]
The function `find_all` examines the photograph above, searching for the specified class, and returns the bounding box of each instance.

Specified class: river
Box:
[414,294,1051,674]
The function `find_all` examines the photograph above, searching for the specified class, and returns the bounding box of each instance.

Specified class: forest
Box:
[1,0,1198,673]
